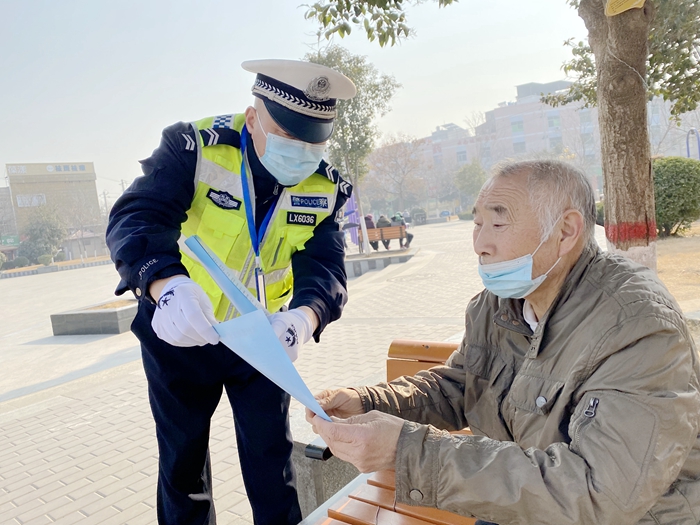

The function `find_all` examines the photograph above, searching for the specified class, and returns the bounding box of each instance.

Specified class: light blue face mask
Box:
[478,238,561,299]
[256,113,326,186]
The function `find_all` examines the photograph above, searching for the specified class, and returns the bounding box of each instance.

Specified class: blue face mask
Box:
[256,113,326,186]
[477,239,561,299]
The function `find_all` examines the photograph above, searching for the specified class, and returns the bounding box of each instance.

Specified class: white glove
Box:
[151,276,220,347]
[268,308,314,362]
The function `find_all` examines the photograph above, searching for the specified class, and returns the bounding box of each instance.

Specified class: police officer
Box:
[106,59,356,525]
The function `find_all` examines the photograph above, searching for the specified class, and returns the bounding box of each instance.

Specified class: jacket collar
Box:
[493,239,600,358]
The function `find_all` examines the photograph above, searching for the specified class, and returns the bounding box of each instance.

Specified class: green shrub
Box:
[15,256,29,268]
[458,212,474,221]
[1,259,16,270]
[38,254,53,266]
[54,251,66,262]
[0,252,5,267]
[596,201,605,226]
[653,156,700,237]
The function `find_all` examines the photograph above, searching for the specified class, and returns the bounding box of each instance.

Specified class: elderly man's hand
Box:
[308,411,405,473]
[305,388,364,422]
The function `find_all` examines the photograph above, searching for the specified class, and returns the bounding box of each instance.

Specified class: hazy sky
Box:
[0,0,588,200]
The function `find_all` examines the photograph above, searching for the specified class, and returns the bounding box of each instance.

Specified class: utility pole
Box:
[101,191,109,223]
[120,179,127,193]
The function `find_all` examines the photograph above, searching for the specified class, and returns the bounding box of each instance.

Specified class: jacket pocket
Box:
[507,374,565,415]
[268,226,315,271]
[503,374,565,443]
[197,204,245,262]
[570,390,659,511]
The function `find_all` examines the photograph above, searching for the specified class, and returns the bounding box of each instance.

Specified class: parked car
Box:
[411,208,427,225]
[439,210,451,217]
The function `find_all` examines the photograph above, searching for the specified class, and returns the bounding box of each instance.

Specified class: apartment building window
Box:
[547,112,561,128]
[16,194,47,207]
[511,117,524,134]
[456,147,467,164]
[582,133,595,157]
[433,154,443,166]
[579,110,592,124]
[481,145,491,163]
[513,137,526,154]
[549,137,564,153]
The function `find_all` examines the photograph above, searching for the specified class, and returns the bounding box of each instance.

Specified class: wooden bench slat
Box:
[387,340,459,363]
[349,485,477,525]
[310,519,353,525]
[368,470,396,490]
[329,497,434,525]
[387,360,443,382]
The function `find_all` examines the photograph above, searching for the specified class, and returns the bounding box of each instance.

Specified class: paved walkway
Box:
[0,221,650,524]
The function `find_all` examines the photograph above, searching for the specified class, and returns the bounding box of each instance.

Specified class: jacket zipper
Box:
[573,397,599,448]
[584,397,599,418]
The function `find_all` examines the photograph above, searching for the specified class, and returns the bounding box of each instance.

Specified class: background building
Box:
[0,186,19,260]
[5,162,107,259]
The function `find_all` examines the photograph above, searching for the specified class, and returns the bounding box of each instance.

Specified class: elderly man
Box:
[308,160,700,525]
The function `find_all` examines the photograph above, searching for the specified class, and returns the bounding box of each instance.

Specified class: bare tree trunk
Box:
[344,156,371,256]
[579,0,657,270]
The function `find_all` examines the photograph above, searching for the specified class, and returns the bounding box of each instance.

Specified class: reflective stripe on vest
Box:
[180,113,338,320]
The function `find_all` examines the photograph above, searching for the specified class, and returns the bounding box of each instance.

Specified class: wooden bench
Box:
[387,339,459,380]
[302,339,476,525]
[358,226,406,253]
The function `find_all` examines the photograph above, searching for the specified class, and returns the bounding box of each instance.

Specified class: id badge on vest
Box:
[254,263,267,309]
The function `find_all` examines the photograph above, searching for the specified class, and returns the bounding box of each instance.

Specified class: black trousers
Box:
[475,521,498,525]
[133,305,301,525]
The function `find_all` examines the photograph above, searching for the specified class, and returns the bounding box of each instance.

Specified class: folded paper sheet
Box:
[186,235,331,422]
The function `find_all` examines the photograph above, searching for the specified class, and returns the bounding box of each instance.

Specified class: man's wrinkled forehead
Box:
[473,173,530,220]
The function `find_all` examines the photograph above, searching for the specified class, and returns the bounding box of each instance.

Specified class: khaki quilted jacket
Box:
[356,243,700,525]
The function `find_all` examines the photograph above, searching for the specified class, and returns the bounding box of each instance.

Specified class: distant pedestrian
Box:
[364,214,379,251]
[376,214,392,250]
[392,212,413,249]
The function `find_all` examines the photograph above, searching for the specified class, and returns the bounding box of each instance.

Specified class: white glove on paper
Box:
[151,276,220,347]
[268,308,314,362]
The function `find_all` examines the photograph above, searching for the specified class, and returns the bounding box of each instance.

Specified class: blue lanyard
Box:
[240,125,275,259]
[240,125,273,309]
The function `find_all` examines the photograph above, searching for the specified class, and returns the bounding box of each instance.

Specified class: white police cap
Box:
[242,59,356,143]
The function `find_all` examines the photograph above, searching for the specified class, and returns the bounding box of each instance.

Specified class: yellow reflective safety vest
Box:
[179,114,341,321]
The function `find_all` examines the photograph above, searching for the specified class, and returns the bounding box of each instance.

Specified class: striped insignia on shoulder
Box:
[181,133,196,152]
[338,177,352,197]
[198,128,241,149]
[314,160,352,196]
[200,128,220,147]
[316,160,338,183]
[212,114,234,129]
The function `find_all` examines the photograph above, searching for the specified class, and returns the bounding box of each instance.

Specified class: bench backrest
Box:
[358,225,406,242]
[387,339,459,381]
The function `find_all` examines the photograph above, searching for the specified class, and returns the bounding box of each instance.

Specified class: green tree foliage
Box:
[454,159,486,204]
[653,156,700,236]
[545,0,700,119]
[305,0,457,47]
[305,45,400,183]
[17,208,66,264]
[0,251,6,268]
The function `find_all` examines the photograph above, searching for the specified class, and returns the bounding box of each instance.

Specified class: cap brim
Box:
[260,97,334,143]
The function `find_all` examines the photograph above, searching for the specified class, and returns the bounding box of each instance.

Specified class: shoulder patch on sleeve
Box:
[315,160,353,197]
[316,160,339,183]
[337,175,353,197]
[199,128,241,149]
[179,131,197,152]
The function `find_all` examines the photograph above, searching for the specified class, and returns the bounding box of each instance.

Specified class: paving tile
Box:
[0,223,488,525]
